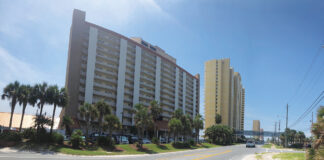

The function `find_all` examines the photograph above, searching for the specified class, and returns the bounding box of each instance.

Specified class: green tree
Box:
[311,106,324,149]
[134,103,153,147]
[215,113,222,124]
[168,118,182,142]
[181,114,193,141]
[173,108,183,119]
[34,115,52,130]
[34,82,49,116]
[103,114,121,139]
[17,84,37,132]
[149,100,162,138]
[193,114,204,143]
[1,81,20,130]
[95,100,111,133]
[79,103,99,139]
[47,86,68,134]
[61,115,74,136]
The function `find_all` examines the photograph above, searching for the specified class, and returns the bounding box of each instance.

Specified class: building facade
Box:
[60,9,200,133]
[204,58,245,131]
[253,120,261,139]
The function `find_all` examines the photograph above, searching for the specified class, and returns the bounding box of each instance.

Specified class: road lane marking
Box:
[192,150,232,160]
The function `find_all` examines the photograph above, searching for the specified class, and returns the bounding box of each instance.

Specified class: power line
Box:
[289,91,324,128]
[288,45,323,104]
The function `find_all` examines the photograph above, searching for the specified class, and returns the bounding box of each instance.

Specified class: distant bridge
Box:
[235,130,283,137]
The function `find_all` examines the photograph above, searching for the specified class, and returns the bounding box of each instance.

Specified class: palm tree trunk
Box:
[19,103,27,132]
[39,103,44,116]
[50,104,57,134]
[8,99,16,130]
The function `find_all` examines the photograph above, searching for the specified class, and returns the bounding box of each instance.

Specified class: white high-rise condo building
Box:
[60,9,200,134]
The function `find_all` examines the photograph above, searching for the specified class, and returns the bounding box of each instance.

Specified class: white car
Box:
[142,138,151,144]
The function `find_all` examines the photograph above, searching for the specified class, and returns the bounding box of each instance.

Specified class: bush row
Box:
[0,128,63,146]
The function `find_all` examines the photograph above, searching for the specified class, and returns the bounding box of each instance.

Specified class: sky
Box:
[0,0,324,136]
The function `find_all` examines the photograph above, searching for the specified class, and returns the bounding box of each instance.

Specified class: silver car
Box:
[246,141,255,148]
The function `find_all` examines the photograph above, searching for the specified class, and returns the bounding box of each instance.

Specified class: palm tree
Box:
[134,103,153,147]
[47,86,68,134]
[34,82,49,116]
[103,114,121,139]
[95,100,111,133]
[193,114,204,143]
[1,81,20,130]
[173,108,183,119]
[17,84,37,132]
[215,113,222,124]
[149,100,162,138]
[168,118,182,142]
[61,115,74,136]
[79,103,99,139]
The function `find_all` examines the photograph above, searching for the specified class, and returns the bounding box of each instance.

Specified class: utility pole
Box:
[275,122,277,144]
[278,120,281,145]
[285,104,288,148]
[312,112,313,125]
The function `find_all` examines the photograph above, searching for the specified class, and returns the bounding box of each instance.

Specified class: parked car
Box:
[120,136,129,144]
[160,137,167,144]
[246,140,255,148]
[129,136,139,144]
[168,138,174,143]
[63,135,70,141]
[142,138,151,144]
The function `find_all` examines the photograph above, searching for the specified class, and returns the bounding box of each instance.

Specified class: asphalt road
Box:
[0,144,303,160]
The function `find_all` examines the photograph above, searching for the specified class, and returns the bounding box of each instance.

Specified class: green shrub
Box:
[51,132,64,145]
[189,139,195,146]
[0,132,22,142]
[172,142,191,148]
[96,136,115,148]
[70,129,83,149]
[22,128,36,139]
[152,137,159,145]
[308,148,315,160]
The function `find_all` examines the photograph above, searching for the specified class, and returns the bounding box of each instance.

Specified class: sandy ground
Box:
[242,152,278,160]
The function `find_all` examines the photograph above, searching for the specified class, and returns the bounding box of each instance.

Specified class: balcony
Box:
[95,68,117,77]
[96,58,118,68]
[140,81,155,89]
[93,82,116,91]
[141,76,155,83]
[140,87,155,95]
[161,112,172,118]
[93,90,116,99]
[94,75,117,84]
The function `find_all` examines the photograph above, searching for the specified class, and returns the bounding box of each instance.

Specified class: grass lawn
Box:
[272,152,305,160]
[263,144,272,148]
[54,143,221,156]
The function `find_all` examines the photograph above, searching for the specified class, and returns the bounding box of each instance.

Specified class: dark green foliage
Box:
[189,139,195,146]
[51,132,64,145]
[172,142,191,148]
[215,114,222,124]
[308,148,315,160]
[205,125,234,145]
[0,132,22,142]
[96,136,115,148]
[70,129,83,148]
[152,137,159,145]
[22,127,36,139]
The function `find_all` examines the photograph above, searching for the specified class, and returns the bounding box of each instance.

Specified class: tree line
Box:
[1,81,68,134]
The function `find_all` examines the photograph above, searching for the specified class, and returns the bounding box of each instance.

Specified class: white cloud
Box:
[0,46,62,116]
[0,47,58,87]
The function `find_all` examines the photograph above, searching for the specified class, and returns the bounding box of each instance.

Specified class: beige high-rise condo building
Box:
[253,120,261,139]
[60,9,200,133]
[204,58,245,131]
